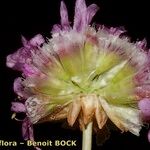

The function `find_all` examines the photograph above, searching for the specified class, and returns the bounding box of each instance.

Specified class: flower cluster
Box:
[7,0,150,144]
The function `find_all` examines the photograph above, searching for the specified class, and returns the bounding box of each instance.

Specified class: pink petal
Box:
[29,34,45,47]
[6,48,24,69]
[6,47,32,72]
[22,118,41,149]
[13,77,25,97]
[21,36,28,48]
[11,102,26,113]
[135,39,147,50]
[109,27,125,36]
[35,147,41,150]
[60,1,70,31]
[52,24,62,33]
[29,123,34,141]
[73,0,87,31]
[138,98,150,121]
[22,118,34,140]
[23,64,40,77]
[86,4,99,25]
[22,119,30,140]
[148,130,150,142]
[22,34,44,48]
[6,34,44,72]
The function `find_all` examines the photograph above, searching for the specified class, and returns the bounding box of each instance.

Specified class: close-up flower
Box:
[6,0,150,149]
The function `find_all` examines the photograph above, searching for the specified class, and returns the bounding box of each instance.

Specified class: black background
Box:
[0,0,150,149]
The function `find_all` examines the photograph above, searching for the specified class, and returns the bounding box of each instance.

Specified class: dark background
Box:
[0,0,150,149]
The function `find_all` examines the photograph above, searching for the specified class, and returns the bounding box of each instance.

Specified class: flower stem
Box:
[82,122,93,150]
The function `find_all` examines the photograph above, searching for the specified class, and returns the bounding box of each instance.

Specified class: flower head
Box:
[7,0,150,143]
